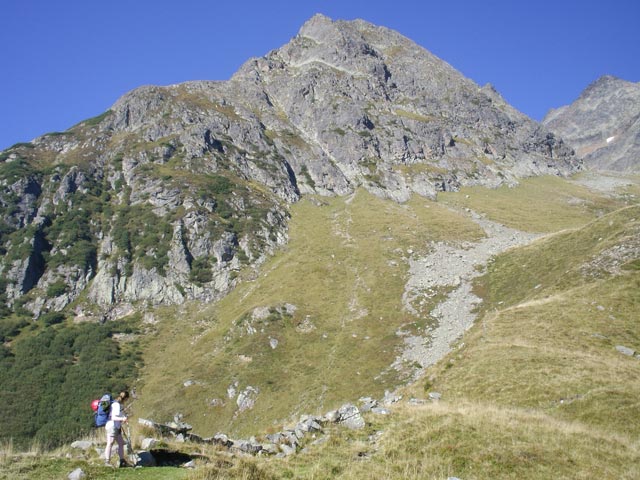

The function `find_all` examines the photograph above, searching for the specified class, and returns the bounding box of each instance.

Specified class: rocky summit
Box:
[0,14,579,318]
[543,75,640,172]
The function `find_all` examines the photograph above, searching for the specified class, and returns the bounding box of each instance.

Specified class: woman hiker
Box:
[104,390,130,467]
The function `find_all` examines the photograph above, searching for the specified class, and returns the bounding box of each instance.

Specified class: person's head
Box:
[117,391,129,403]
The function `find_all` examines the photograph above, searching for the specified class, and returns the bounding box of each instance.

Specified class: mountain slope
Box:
[3,177,638,479]
[0,14,589,450]
[0,14,579,319]
[543,75,640,171]
[133,175,627,438]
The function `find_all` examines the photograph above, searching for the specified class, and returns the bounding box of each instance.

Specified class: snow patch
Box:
[606,136,615,143]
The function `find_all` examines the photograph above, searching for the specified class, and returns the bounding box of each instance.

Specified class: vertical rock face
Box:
[0,14,579,317]
[543,75,640,172]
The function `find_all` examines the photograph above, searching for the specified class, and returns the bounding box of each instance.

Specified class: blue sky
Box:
[1,0,639,150]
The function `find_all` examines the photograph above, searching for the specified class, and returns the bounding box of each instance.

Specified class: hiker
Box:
[104,390,130,467]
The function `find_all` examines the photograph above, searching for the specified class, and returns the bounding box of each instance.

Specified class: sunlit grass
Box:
[135,189,484,437]
[439,175,622,232]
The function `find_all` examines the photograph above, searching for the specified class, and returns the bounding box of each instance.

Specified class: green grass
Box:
[0,456,189,480]
[135,189,485,437]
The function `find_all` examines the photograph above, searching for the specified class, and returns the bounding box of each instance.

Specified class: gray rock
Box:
[70,440,93,450]
[68,468,86,480]
[261,443,279,455]
[295,416,322,433]
[227,381,238,399]
[428,392,442,401]
[236,386,259,412]
[140,438,158,450]
[266,432,285,444]
[280,444,296,456]
[213,433,234,448]
[337,404,365,430]
[371,407,391,415]
[359,397,378,412]
[616,345,637,357]
[382,391,402,405]
[236,439,263,454]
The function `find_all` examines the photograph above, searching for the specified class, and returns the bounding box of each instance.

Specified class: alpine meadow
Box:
[1,14,639,480]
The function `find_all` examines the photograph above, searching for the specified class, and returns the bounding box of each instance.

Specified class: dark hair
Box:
[117,391,129,402]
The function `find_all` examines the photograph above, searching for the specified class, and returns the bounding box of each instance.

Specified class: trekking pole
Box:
[123,423,136,466]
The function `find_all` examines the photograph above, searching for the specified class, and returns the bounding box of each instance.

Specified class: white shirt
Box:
[109,400,126,428]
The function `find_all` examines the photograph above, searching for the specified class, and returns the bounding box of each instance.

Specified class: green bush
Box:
[0,317,29,342]
[0,321,140,449]
[190,257,213,284]
[46,281,68,298]
[39,312,65,326]
[0,158,36,183]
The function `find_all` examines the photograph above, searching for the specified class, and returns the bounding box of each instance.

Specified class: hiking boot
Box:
[104,460,113,468]
[119,459,128,468]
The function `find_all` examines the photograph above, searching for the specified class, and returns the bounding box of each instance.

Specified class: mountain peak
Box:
[298,13,334,37]
[543,75,640,171]
[0,15,579,318]
[580,74,630,99]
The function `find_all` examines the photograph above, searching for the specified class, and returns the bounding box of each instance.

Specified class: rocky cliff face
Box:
[543,75,640,172]
[0,14,579,318]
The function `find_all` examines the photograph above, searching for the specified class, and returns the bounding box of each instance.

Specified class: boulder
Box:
[616,345,636,357]
[70,440,93,451]
[236,386,259,412]
[68,468,86,480]
[337,404,365,430]
[141,438,158,450]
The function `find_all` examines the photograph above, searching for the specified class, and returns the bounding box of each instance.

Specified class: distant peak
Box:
[582,75,626,96]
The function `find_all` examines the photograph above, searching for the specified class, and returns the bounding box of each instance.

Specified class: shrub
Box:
[46,281,67,298]
[0,321,140,449]
[39,312,65,326]
[190,257,213,284]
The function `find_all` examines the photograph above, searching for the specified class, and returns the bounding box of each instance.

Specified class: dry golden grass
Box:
[439,175,623,232]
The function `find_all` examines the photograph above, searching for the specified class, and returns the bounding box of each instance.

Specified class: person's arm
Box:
[111,402,128,422]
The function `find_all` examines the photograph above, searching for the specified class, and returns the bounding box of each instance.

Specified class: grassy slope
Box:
[261,178,639,479]
[439,175,622,232]
[135,190,485,436]
[4,175,639,479]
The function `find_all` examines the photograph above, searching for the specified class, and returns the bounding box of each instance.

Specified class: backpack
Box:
[94,393,112,427]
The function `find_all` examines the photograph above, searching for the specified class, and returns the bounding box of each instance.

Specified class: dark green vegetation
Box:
[0,320,140,449]
[0,123,285,454]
